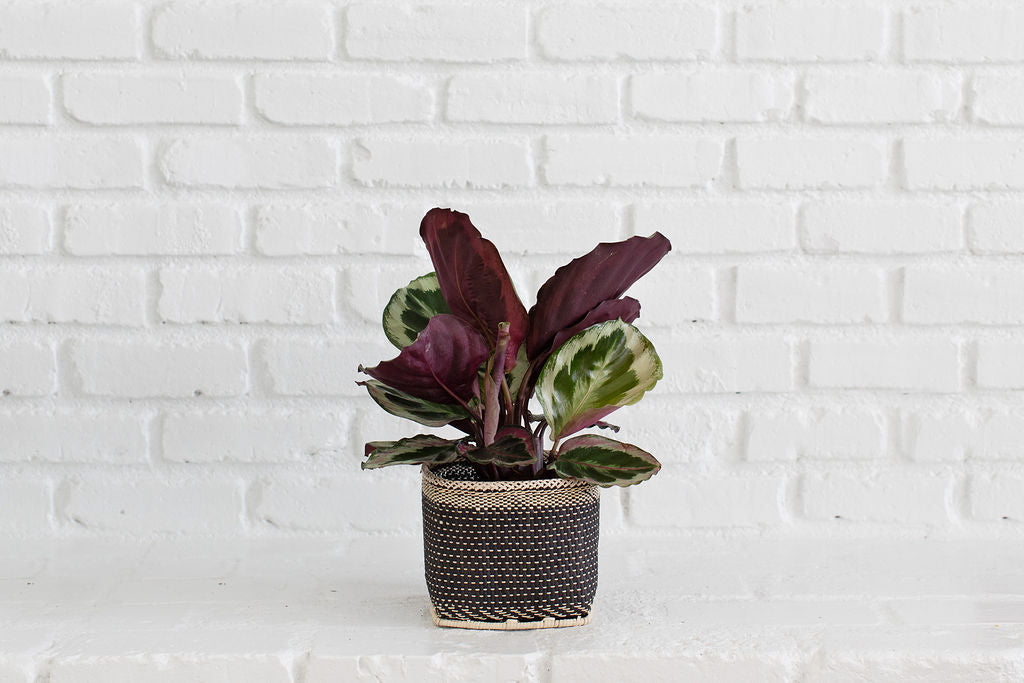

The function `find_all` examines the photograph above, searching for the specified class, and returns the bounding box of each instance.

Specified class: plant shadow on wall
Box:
[355,208,672,630]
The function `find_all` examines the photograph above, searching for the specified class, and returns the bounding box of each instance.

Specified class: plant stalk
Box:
[483,322,510,446]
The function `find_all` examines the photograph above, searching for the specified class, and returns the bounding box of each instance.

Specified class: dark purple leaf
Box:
[465,426,537,467]
[526,233,671,359]
[546,297,641,359]
[419,208,529,367]
[360,314,489,404]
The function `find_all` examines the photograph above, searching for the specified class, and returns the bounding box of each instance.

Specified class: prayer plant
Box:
[357,208,671,487]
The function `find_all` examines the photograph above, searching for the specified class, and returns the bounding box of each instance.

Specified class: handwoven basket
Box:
[421,465,600,630]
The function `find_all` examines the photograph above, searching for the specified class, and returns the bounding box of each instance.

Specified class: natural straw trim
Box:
[430,605,591,630]
[421,465,592,492]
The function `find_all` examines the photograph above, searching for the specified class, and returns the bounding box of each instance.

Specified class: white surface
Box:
[1,0,1024,543]
[1,536,1023,682]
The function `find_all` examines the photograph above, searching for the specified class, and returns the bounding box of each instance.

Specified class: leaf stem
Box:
[483,322,510,446]
[532,421,548,475]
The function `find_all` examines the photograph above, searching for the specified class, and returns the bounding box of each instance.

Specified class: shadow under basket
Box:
[421,464,600,630]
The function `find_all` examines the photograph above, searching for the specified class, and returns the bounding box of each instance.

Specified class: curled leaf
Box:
[358,379,471,428]
[361,314,490,405]
[363,434,464,469]
[465,427,537,468]
[554,435,661,487]
[420,208,528,367]
[536,319,662,440]
[382,272,450,349]
[527,233,670,360]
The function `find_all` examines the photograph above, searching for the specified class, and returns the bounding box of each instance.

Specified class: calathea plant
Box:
[357,208,671,487]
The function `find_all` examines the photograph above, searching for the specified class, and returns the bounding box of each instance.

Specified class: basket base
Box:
[429,605,590,630]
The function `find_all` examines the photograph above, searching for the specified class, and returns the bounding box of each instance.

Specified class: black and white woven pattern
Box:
[421,465,600,630]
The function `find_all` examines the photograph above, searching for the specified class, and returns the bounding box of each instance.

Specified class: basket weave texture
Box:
[421,465,600,630]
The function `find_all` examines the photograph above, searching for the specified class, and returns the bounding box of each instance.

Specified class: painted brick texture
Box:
[0,0,1018,544]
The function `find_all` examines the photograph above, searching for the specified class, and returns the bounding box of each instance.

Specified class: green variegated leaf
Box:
[359,380,471,428]
[554,435,661,487]
[362,434,463,470]
[504,345,529,401]
[382,272,451,349]
[465,427,536,468]
[536,319,662,440]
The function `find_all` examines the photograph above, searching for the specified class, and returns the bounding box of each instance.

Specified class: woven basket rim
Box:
[422,464,591,492]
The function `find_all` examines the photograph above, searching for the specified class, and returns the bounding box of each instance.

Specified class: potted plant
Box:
[358,208,671,630]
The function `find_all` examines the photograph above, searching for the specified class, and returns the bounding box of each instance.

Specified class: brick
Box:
[0,266,146,325]
[65,476,243,533]
[801,471,949,523]
[159,137,336,189]
[346,4,526,62]
[969,203,1024,253]
[152,2,332,60]
[978,341,1024,389]
[162,410,348,463]
[0,204,50,254]
[256,470,420,532]
[71,340,248,398]
[632,201,796,253]
[0,137,143,189]
[537,5,717,61]
[449,73,617,124]
[631,474,784,527]
[805,70,959,124]
[904,266,1024,324]
[737,138,886,189]
[973,75,1024,125]
[658,338,793,393]
[808,339,959,391]
[158,266,336,324]
[255,204,420,256]
[736,265,886,324]
[349,405,452,454]
[737,5,885,62]
[0,3,136,59]
[261,339,382,396]
[904,138,1024,190]
[65,204,242,255]
[905,6,1024,63]
[802,201,962,254]
[633,70,793,122]
[0,412,146,463]
[254,74,431,125]
[545,135,722,187]
[64,74,243,125]
[970,474,1024,520]
[607,398,739,464]
[343,262,448,326]
[745,409,886,461]
[0,341,55,396]
[352,138,530,188]
[50,656,289,683]
[904,409,1024,461]
[0,74,49,124]
[626,265,716,325]
[0,479,50,533]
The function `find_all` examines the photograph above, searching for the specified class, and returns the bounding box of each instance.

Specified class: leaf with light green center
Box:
[382,272,450,349]
[554,435,661,487]
[536,319,662,440]
[358,380,471,428]
[362,434,464,469]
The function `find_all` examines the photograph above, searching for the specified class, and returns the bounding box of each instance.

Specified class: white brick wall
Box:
[0,0,1021,543]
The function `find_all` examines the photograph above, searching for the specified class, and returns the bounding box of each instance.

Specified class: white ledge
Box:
[1,536,1023,681]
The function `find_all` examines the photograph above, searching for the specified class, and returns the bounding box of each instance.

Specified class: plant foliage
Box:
[358,208,670,487]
